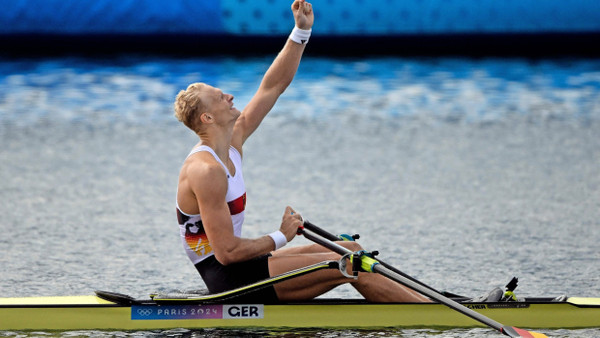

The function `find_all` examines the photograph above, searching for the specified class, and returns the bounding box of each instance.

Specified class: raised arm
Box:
[232,0,314,152]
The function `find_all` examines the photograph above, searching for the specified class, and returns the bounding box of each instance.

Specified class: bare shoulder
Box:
[184,152,228,201]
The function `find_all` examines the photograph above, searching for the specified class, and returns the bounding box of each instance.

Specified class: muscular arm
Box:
[231,0,314,152]
[190,158,298,265]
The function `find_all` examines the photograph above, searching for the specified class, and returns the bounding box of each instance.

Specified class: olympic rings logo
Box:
[137,308,153,316]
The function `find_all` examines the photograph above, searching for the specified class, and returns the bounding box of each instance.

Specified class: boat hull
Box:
[1,296,599,331]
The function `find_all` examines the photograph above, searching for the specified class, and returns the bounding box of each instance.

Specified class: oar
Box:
[298,222,548,338]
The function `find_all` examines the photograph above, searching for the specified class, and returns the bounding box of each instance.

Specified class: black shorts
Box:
[195,254,280,304]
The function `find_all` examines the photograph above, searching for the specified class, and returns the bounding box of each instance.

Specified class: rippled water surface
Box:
[1,55,599,337]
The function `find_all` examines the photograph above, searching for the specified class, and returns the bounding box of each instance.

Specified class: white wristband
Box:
[289,26,311,45]
[268,230,288,250]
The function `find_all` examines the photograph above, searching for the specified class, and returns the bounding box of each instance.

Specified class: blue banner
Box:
[0,0,223,34]
[0,0,598,36]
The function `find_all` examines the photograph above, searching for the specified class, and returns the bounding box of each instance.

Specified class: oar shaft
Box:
[371,263,506,332]
[302,220,341,241]
[374,260,536,338]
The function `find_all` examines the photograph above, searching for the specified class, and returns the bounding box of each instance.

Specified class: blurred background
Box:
[1,0,599,56]
[1,1,599,337]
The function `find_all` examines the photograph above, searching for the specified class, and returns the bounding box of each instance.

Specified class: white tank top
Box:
[176,145,246,265]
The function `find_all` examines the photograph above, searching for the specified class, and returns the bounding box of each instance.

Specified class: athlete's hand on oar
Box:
[292,0,314,30]
[281,206,303,242]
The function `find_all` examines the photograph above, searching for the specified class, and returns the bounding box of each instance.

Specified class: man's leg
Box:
[268,242,430,303]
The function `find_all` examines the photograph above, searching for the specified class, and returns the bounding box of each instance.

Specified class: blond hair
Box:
[174,83,206,131]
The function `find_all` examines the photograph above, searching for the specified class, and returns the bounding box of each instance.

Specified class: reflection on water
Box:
[0,56,599,337]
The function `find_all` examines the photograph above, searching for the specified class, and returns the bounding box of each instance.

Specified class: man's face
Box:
[202,85,241,125]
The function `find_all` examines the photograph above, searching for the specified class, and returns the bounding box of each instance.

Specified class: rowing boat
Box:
[1,291,598,331]
[2,223,594,336]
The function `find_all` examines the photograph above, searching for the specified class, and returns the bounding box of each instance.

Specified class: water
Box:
[0,55,599,337]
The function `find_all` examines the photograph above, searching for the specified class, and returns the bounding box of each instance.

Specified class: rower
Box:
[172,0,429,304]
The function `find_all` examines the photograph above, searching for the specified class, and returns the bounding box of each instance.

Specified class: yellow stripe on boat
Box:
[1,296,599,331]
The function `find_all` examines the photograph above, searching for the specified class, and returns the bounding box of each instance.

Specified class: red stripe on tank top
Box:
[228,192,246,215]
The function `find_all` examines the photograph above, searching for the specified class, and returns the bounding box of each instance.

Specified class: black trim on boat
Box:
[95,290,148,306]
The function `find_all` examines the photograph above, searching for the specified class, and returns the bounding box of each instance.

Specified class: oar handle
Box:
[302,220,340,241]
